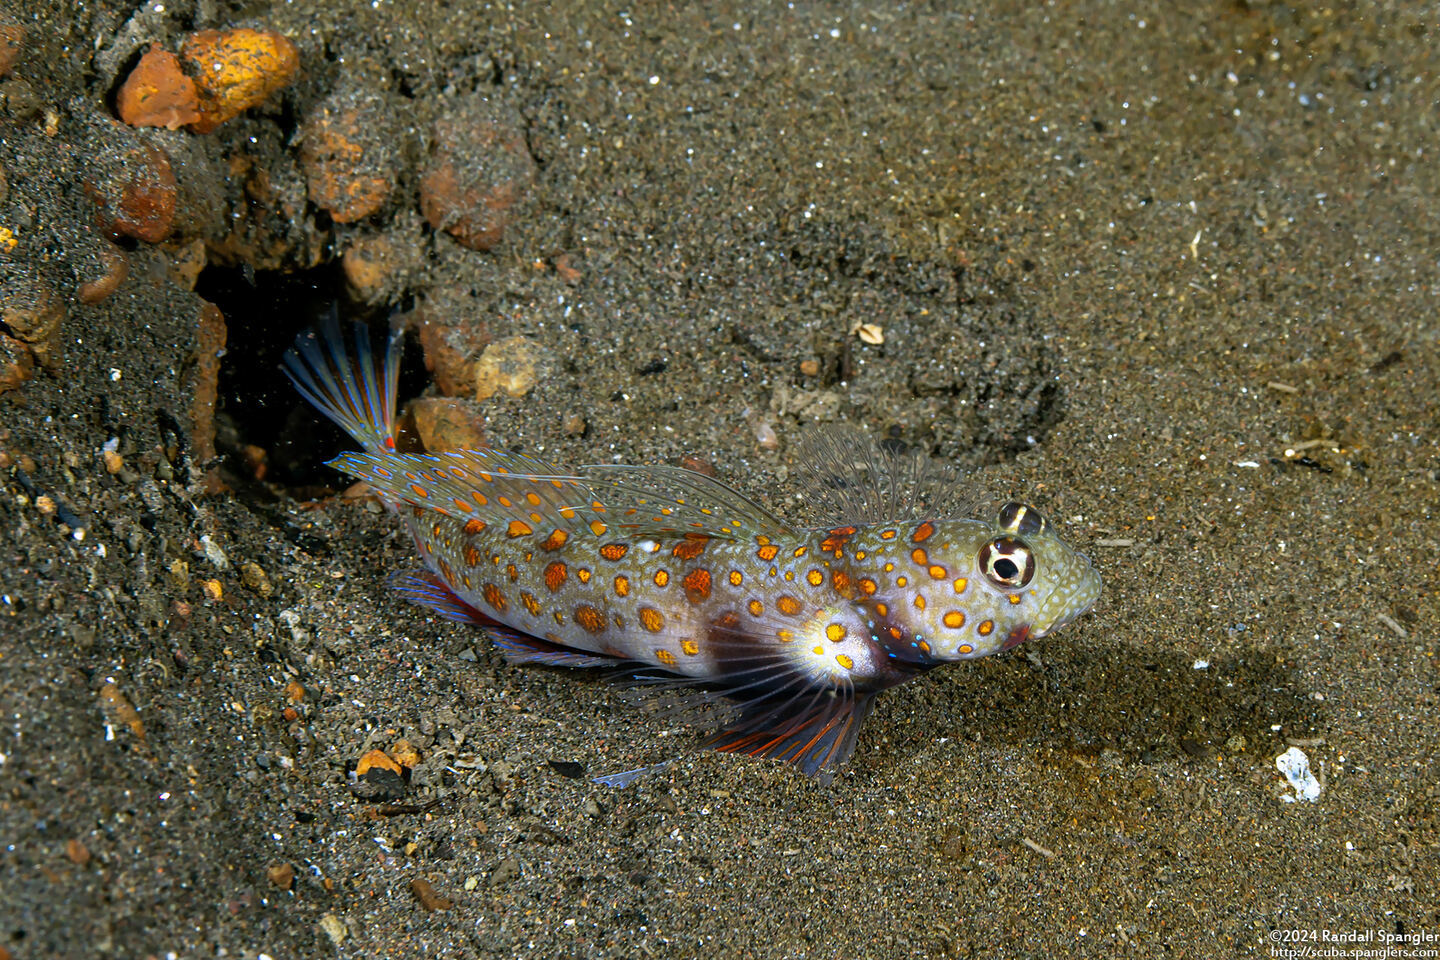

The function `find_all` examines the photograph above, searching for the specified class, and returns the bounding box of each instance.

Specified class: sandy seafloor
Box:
[2,1,1437,958]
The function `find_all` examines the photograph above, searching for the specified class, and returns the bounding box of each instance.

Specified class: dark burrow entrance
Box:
[197,261,423,496]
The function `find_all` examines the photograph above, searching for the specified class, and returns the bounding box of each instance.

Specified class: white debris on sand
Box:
[1275,746,1322,803]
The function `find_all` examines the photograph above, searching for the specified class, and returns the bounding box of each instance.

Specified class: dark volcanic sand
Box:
[2,2,1437,958]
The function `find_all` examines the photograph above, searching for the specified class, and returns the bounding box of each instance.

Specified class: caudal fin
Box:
[281,317,402,455]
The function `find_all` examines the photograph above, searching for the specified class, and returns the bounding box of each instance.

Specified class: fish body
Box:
[285,321,1101,781]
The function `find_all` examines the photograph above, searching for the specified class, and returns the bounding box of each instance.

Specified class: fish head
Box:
[860,502,1100,662]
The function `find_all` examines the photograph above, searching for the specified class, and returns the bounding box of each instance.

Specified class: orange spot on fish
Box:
[757,544,779,562]
[928,565,947,579]
[911,547,928,565]
[472,491,489,506]
[526,492,542,506]
[498,496,513,508]
[978,619,994,636]
[880,529,897,540]
[453,498,474,513]
[540,529,569,551]
[943,610,966,629]
[825,623,845,642]
[614,575,630,596]
[681,639,699,656]
[913,521,935,542]
[672,534,710,561]
[639,607,665,632]
[655,649,677,666]
[577,568,591,583]
[574,604,606,634]
[959,643,974,654]
[682,568,711,602]
[653,570,670,588]
[776,595,802,616]
[600,543,630,561]
[544,561,568,592]
[522,592,541,615]
[748,599,764,616]
[507,520,533,537]
[728,570,743,587]
[464,518,486,535]
[858,578,877,596]
[876,602,888,617]
[914,594,926,610]
[806,569,823,586]
[589,519,608,536]
[410,483,429,499]
[482,583,507,611]
[464,545,482,567]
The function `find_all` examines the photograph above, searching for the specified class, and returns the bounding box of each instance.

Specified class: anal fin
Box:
[390,570,490,623]
[702,690,877,784]
[390,569,622,669]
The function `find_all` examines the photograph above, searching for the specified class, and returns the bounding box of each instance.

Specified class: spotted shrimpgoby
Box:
[283,320,1101,784]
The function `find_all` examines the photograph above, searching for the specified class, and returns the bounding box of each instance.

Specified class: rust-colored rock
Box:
[76,242,130,305]
[0,20,23,78]
[419,97,536,251]
[474,336,547,399]
[191,301,227,493]
[411,877,452,912]
[87,144,177,244]
[116,45,202,130]
[181,28,300,134]
[416,315,486,397]
[389,739,422,769]
[410,396,487,452]
[0,269,65,370]
[299,90,398,223]
[0,334,34,394]
[341,234,398,304]
[65,838,91,866]
[356,749,402,777]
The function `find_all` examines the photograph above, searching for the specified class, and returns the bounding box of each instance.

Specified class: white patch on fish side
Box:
[1275,746,1321,803]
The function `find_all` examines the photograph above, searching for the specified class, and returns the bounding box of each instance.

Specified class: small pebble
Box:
[239,561,272,597]
[201,579,223,602]
[755,422,779,451]
[562,412,587,437]
[799,359,820,377]
[267,861,295,890]
[318,914,347,945]
[411,877,452,912]
[65,838,91,865]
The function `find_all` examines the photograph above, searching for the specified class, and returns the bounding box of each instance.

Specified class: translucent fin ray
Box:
[580,463,793,541]
[789,424,978,527]
[281,317,402,456]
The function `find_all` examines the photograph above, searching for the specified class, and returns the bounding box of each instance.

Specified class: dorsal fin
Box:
[789,424,978,527]
[580,463,794,541]
[328,448,617,538]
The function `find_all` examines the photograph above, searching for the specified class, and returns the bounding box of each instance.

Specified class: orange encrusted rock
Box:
[181,27,299,134]
[355,749,402,777]
[298,90,397,223]
[419,96,536,251]
[116,45,202,130]
[409,396,487,452]
[85,144,178,244]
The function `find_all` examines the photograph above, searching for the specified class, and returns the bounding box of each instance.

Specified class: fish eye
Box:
[979,536,1035,589]
[997,501,1045,537]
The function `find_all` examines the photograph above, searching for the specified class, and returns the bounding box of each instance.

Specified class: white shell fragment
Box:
[1275,746,1322,803]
